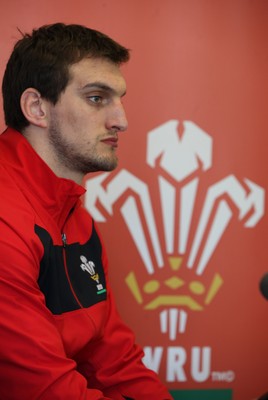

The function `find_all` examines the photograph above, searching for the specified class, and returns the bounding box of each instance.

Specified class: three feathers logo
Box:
[80,255,106,294]
[85,120,265,340]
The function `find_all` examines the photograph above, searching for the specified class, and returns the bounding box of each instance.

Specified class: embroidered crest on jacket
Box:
[80,255,106,294]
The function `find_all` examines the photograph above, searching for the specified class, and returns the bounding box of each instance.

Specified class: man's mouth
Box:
[101,136,118,148]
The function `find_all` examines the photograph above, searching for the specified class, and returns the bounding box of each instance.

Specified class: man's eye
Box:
[88,95,103,104]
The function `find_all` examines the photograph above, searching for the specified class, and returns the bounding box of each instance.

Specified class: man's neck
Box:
[22,126,84,185]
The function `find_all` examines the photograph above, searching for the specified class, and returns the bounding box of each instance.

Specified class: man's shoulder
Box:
[0,165,35,227]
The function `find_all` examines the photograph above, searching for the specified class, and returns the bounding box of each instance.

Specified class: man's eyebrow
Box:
[80,82,126,96]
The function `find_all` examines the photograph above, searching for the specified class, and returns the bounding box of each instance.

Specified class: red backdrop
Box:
[1,1,268,399]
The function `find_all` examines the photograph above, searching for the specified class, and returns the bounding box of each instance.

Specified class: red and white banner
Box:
[1,1,268,399]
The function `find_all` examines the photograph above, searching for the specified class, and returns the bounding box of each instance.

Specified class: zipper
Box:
[61,232,83,309]
[61,232,67,247]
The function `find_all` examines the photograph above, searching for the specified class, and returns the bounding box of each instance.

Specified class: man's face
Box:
[47,57,128,179]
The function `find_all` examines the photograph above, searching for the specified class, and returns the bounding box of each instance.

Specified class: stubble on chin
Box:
[48,119,119,175]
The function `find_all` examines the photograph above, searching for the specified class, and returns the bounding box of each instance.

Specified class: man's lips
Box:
[101,136,118,148]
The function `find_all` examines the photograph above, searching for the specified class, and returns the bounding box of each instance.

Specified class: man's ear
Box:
[20,88,48,128]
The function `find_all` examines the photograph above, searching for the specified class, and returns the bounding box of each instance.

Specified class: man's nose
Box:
[107,101,128,132]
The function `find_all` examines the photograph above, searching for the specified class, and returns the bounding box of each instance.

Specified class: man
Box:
[0,23,172,400]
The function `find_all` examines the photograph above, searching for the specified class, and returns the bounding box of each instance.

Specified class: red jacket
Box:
[0,128,172,400]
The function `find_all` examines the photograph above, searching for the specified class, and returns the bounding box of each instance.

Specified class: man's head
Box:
[2,23,130,132]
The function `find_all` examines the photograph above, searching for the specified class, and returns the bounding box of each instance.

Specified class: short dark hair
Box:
[2,23,130,132]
